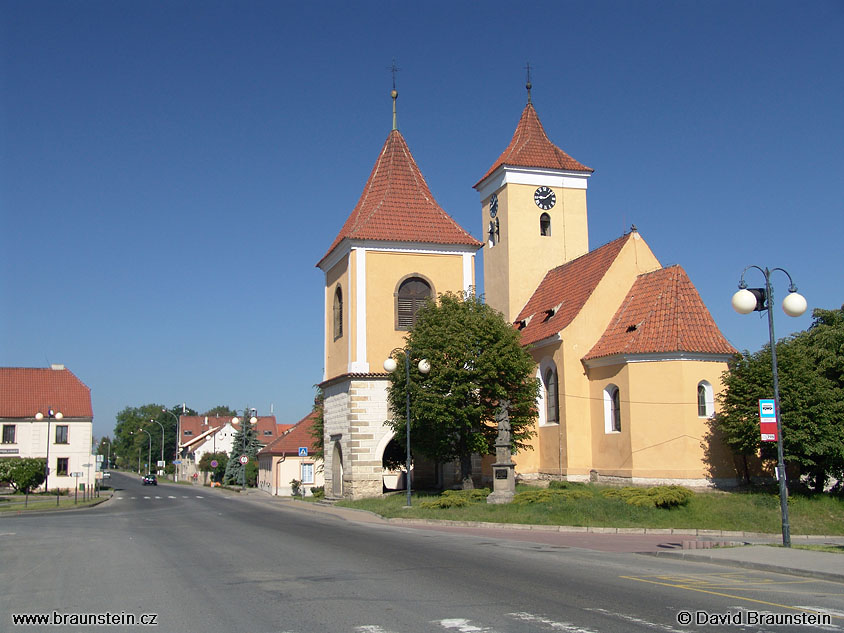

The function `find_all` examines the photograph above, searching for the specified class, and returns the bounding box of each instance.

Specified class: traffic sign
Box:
[71,472,83,477]
[298,447,308,457]
[210,460,218,468]
[759,398,777,442]
[239,455,249,465]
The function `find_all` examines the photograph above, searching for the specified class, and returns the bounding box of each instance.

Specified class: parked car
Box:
[102,471,111,479]
[142,474,157,485]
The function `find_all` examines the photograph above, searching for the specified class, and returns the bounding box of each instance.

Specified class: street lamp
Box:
[150,419,165,475]
[384,349,431,507]
[161,408,180,481]
[731,265,807,548]
[134,428,152,475]
[231,409,258,490]
[35,408,63,493]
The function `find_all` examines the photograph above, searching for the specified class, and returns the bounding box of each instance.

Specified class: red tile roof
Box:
[319,129,481,267]
[178,415,291,447]
[584,266,738,360]
[258,410,320,457]
[515,234,632,346]
[476,103,593,187]
[0,366,93,418]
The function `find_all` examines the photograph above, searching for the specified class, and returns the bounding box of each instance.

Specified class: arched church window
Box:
[333,286,343,340]
[396,277,432,330]
[604,384,621,433]
[544,366,559,425]
[488,218,500,247]
[697,381,714,417]
[540,213,551,236]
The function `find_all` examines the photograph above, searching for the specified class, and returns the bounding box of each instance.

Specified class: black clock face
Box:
[534,186,556,210]
[489,194,498,218]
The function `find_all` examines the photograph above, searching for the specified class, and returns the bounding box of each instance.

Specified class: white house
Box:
[0,365,96,493]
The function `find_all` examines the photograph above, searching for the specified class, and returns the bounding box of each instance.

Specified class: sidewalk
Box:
[235,490,844,584]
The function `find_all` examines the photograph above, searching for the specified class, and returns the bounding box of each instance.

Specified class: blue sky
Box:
[2,1,842,439]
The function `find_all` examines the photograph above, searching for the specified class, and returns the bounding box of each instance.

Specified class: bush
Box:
[310,486,325,499]
[548,480,586,490]
[290,479,302,497]
[601,485,694,508]
[513,487,594,505]
[419,488,490,509]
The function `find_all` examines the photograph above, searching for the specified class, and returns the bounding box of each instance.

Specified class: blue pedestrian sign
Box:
[298,447,308,457]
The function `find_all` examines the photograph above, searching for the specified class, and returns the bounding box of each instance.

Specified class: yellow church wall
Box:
[587,363,633,477]
[483,183,590,323]
[324,256,350,380]
[364,250,471,372]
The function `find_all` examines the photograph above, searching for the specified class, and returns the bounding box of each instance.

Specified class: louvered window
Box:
[540,213,551,236]
[396,277,432,330]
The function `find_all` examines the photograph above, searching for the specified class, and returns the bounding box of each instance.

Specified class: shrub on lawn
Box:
[419,488,490,509]
[513,488,594,505]
[601,485,694,508]
[548,480,587,490]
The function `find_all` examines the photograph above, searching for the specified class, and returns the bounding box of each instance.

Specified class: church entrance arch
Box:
[332,442,343,497]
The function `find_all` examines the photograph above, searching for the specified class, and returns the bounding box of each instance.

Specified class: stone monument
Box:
[487,401,516,504]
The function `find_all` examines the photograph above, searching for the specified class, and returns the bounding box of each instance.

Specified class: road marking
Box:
[355,626,400,633]
[154,496,162,499]
[436,619,498,632]
[586,608,686,632]
[143,496,151,499]
[507,612,599,632]
[168,496,177,499]
[195,495,204,498]
[621,575,842,619]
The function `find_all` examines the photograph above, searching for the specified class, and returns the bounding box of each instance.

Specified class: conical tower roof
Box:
[475,102,593,187]
[319,129,481,268]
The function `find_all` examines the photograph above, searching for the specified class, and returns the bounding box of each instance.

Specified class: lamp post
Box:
[731,265,807,548]
[35,409,63,493]
[384,349,431,507]
[231,409,258,490]
[161,408,180,481]
[150,419,165,475]
[135,428,152,475]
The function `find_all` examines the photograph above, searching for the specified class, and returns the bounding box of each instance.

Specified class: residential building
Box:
[0,365,96,492]
[257,411,324,496]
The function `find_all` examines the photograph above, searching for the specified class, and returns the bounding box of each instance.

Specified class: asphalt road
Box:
[1,471,841,633]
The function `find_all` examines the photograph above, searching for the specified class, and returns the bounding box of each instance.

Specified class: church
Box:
[317,84,737,499]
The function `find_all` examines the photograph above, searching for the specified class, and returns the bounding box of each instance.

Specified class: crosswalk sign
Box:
[298,447,308,457]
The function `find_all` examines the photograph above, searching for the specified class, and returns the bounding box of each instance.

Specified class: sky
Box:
[2,1,842,440]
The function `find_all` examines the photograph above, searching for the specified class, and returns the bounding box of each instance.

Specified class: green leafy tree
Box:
[716,305,844,491]
[203,405,237,417]
[223,412,262,486]
[198,452,228,483]
[0,458,46,493]
[112,403,197,472]
[309,387,324,466]
[385,291,539,488]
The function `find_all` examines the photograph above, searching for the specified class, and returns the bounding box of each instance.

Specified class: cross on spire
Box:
[388,58,401,130]
[525,62,533,104]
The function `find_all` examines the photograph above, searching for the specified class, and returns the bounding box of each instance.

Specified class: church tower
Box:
[317,88,482,499]
[474,83,594,323]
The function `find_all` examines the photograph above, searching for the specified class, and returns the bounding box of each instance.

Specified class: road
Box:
[1,471,841,633]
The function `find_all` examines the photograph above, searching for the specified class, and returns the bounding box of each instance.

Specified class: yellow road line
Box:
[620,575,843,620]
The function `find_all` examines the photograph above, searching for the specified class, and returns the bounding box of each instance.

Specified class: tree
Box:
[309,387,324,466]
[0,458,46,493]
[385,291,539,488]
[198,452,228,483]
[203,405,237,417]
[715,305,844,491]
[112,403,197,471]
[223,412,262,486]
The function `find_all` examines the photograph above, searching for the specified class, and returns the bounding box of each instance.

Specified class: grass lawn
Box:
[0,493,107,513]
[336,484,844,535]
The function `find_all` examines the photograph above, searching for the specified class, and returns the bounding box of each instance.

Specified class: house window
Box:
[333,286,343,340]
[2,425,15,444]
[263,430,273,436]
[396,276,432,330]
[301,462,314,485]
[604,384,621,433]
[540,212,551,236]
[697,381,714,417]
[55,425,69,444]
[543,367,559,425]
[56,458,69,476]
[183,430,193,436]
